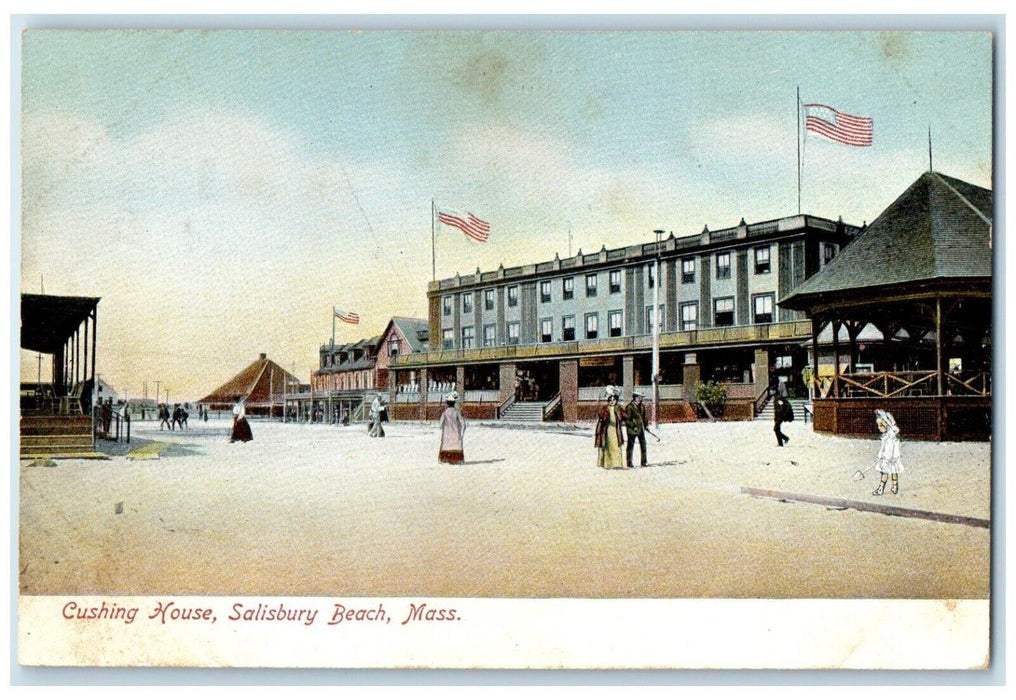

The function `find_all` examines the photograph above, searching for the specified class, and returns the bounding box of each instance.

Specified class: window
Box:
[461,326,474,349]
[388,339,400,359]
[507,285,519,308]
[563,277,574,300]
[562,315,576,341]
[442,296,452,316]
[753,294,774,324]
[540,318,553,343]
[585,313,598,339]
[483,324,496,347]
[823,243,837,265]
[484,288,495,311]
[442,328,454,350]
[754,246,771,275]
[646,304,664,334]
[648,263,656,289]
[609,269,621,294]
[680,302,698,331]
[714,297,734,327]
[540,280,552,303]
[462,294,473,314]
[585,273,598,297]
[716,252,731,280]
[608,310,623,337]
[681,258,695,284]
[507,321,520,345]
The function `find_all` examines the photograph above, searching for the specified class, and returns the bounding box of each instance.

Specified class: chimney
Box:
[259,353,267,361]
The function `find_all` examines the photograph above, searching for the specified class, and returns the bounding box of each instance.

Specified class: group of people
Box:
[157,403,190,431]
[594,387,652,469]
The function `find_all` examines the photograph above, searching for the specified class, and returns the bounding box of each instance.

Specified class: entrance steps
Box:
[499,401,548,423]
[20,415,96,458]
[755,398,811,422]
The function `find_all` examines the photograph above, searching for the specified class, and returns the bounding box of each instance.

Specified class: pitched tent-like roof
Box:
[21,293,101,354]
[386,317,430,353]
[199,354,299,405]
[781,172,991,310]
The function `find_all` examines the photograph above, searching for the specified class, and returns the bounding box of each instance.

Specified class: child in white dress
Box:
[872,409,903,495]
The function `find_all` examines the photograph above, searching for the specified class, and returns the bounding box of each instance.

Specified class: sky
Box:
[16,28,994,401]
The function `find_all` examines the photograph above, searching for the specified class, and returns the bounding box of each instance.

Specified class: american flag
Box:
[437,207,490,243]
[334,307,360,324]
[804,103,873,147]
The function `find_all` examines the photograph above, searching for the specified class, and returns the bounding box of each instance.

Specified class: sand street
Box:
[19,418,990,599]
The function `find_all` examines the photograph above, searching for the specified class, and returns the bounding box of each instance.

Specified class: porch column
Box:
[559,359,578,422]
[419,368,429,421]
[936,297,944,396]
[499,362,516,401]
[753,348,769,398]
[683,352,700,402]
[622,354,635,400]
[455,366,465,401]
[811,316,820,401]
[831,319,841,398]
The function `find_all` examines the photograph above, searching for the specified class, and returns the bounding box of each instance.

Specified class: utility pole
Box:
[652,229,664,430]
[154,380,162,406]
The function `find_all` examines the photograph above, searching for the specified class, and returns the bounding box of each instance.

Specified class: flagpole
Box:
[797,86,802,215]
[431,199,436,281]
[332,307,336,347]
[928,125,934,172]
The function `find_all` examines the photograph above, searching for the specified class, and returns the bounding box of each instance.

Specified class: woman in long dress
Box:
[230,395,253,443]
[594,390,625,469]
[438,391,466,464]
[872,409,902,495]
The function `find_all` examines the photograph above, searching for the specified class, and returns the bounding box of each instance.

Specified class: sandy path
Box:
[18,417,991,598]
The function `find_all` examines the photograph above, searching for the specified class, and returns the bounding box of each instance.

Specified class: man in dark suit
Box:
[623,392,649,468]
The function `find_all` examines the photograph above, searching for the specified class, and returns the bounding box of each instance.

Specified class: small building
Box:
[198,353,300,418]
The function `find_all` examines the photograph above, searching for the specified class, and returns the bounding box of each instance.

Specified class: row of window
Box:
[442,247,789,316]
[442,294,777,349]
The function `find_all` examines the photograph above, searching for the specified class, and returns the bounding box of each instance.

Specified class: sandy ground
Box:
[18,416,991,599]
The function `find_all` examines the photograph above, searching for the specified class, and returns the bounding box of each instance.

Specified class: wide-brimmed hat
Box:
[445,391,459,402]
[632,391,644,398]
[604,385,619,399]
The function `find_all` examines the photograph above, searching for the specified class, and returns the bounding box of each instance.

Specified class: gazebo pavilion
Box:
[780,172,992,441]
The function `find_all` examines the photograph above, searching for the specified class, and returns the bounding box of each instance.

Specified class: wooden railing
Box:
[542,394,561,421]
[496,393,515,419]
[834,370,991,399]
[753,386,770,417]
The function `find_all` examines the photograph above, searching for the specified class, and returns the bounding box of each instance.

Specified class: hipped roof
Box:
[199,355,299,404]
[781,172,991,310]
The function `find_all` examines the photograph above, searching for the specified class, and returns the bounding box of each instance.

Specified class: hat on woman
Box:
[445,391,459,402]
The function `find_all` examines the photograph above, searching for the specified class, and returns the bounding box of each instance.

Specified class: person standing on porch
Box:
[595,387,625,469]
[438,391,466,464]
[872,410,903,495]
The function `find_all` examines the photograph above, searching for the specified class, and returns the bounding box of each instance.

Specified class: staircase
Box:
[20,415,96,458]
[755,398,811,422]
[498,401,548,423]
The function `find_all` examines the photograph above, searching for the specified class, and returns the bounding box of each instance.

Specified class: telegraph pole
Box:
[652,229,664,430]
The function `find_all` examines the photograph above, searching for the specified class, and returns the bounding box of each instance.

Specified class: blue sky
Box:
[18,29,994,400]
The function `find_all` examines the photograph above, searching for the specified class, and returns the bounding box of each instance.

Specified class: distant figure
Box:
[102,398,113,435]
[623,391,648,468]
[594,387,625,469]
[340,408,349,426]
[773,395,792,447]
[872,410,903,496]
[230,395,253,443]
[202,407,208,422]
[438,391,466,464]
[368,395,385,437]
[171,404,184,431]
[158,403,171,431]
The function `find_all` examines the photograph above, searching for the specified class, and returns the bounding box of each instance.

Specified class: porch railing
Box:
[834,370,991,399]
[542,394,561,420]
[496,393,515,419]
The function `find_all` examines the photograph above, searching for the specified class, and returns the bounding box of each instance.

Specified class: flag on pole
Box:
[436,207,491,242]
[334,307,360,324]
[804,103,873,146]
